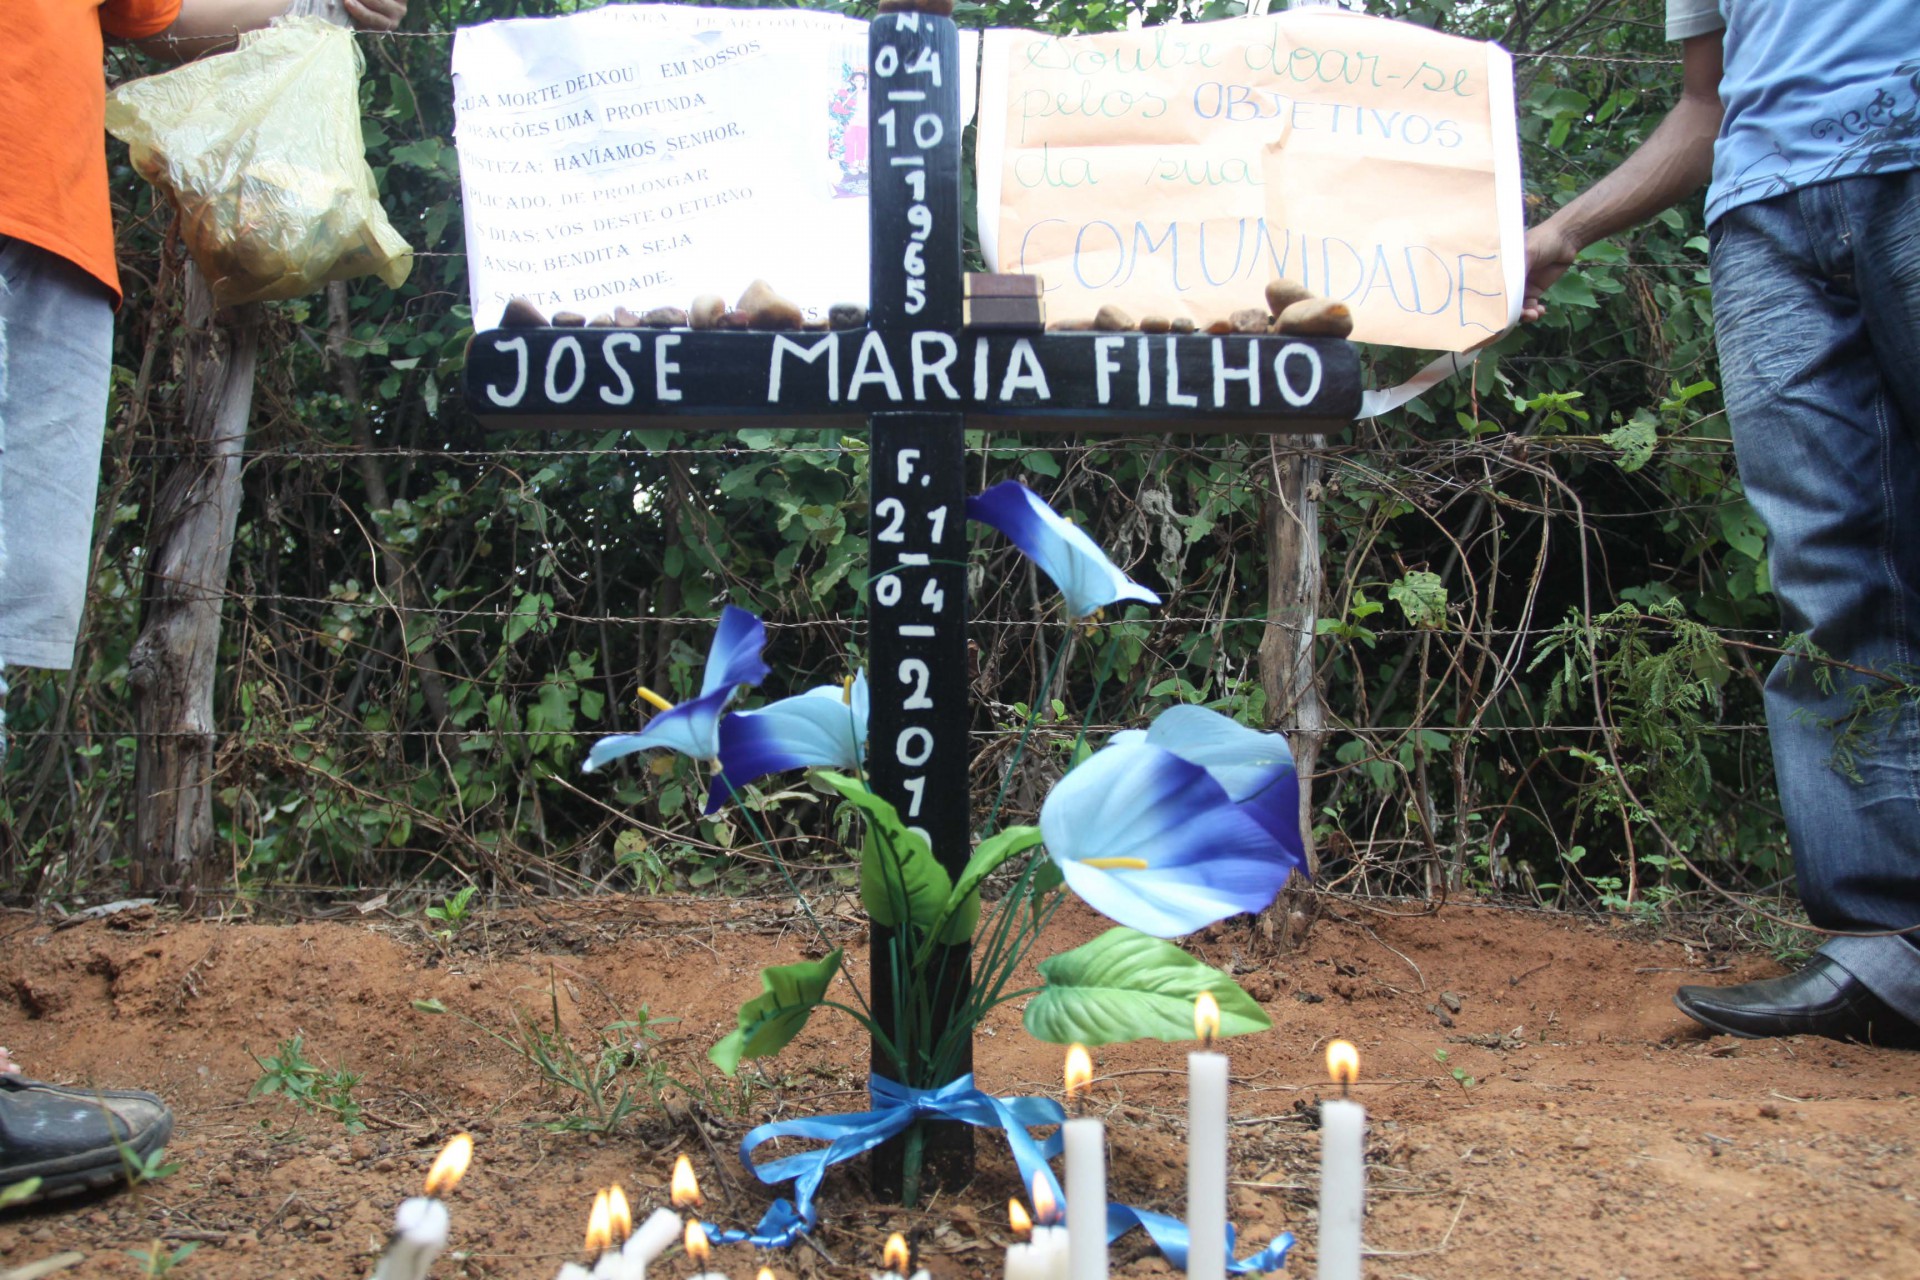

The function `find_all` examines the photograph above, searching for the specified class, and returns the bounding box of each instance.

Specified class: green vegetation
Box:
[127,1240,199,1278]
[0,1,1822,933]
[415,982,730,1132]
[1434,1048,1477,1091]
[424,884,478,940]
[248,1036,367,1133]
[119,1144,182,1191]
[0,1177,41,1208]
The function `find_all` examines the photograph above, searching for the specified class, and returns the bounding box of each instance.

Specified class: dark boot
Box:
[1675,955,1920,1047]
[0,1075,174,1205]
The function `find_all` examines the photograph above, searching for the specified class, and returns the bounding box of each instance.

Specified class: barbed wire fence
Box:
[0,8,1827,946]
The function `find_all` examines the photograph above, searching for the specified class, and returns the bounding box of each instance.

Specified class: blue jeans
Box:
[1711,170,1920,1019]
[0,237,114,675]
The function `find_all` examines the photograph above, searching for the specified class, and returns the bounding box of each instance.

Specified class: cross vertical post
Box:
[862,11,974,1201]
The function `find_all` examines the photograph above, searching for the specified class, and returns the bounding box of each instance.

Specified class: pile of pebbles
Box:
[1046,280,1353,339]
[500,280,863,333]
[496,277,1352,339]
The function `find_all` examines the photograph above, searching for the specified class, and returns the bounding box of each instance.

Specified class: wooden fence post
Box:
[127,261,258,906]
[1260,435,1326,900]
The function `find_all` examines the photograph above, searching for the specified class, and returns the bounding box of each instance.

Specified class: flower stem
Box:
[981,625,1073,837]
[1069,624,1123,765]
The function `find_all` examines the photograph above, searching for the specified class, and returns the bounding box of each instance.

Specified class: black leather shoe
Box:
[0,1075,173,1205]
[1674,955,1920,1047]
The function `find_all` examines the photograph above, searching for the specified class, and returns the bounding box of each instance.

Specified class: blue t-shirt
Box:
[1667,0,1920,222]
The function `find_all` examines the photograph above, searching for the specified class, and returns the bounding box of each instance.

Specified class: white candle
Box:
[874,1230,927,1280]
[1063,1044,1108,1280]
[1033,1224,1069,1280]
[372,1196,448,1280]
[683,1218,729,1280]
[373,1134,472,1280]
[1317,1041,1365,1280]
[1186,1045,1229,1279]
[554,1266,593,1280]
[1064,1115,1108,1280]
[1005,1189,1069,1280]
[621,1207,683,1279]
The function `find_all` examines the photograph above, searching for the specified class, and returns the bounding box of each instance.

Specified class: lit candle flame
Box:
[757,1270,777,1280]
[1194,991,1221,1047]
[1031,1171,1060,1227]
[585,1189,613,1256]
[1327,1039,1360,1089]
[883,1232,911,1275]
[685,1219,711,1267]
[423,1133,473,1197]
[1008,1198,1033,1238]
[607,1184,632,1243]
[1064,1043,1093,1101]
[671,1154,703,1209]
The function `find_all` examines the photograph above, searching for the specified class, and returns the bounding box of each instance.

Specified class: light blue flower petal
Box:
[1140,705,1295,803]
[1241,769,1304,863]
[1115,707,1303,855]
[583,606,768,774]
[967,482,1160,620]
[699,604,773,698]
[582,733,654,774]
[1058,852,1290,939]
[585,686,735,769]
[707,677,869,813]
[1040,742,1297,937]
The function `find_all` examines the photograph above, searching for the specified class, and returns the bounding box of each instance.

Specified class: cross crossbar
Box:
[465,327,1360,433]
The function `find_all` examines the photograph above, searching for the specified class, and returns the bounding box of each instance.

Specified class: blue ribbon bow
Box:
[705,1075,1293,1274]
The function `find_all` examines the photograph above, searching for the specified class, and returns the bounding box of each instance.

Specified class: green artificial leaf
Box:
[1025,927,1272,1046]
[1027,858,1065,926]
[940,825,1044,944]
[708,948,844,1076]
[1603,411,1658,473]
[816,773,952,934]
[1387,571,1448,630]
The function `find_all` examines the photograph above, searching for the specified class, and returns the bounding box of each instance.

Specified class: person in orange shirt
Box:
[0,0,403,1205]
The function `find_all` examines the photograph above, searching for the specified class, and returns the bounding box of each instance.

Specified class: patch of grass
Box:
[127,1240,198,1276]
[248,1035,366,1133]
[424,885,479,942]
[1434,1048,1476,1090]
[417,978,679,1134]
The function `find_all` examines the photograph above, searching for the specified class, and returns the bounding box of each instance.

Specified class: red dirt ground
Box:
[2,896,1916,1280]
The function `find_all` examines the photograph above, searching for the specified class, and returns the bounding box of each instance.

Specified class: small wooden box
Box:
[963,272,1043,300]
[962,295,1046,330]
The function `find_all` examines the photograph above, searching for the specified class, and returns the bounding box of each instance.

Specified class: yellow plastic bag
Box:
[106,17,412,307]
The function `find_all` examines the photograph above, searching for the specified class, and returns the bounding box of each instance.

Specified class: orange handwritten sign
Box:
[977,11,1522,352]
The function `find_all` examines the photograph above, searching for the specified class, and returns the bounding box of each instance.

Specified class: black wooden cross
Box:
[464,12,1358,1200]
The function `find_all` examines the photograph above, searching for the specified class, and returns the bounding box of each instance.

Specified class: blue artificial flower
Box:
[1039,740,1301,938]
[1107,705,1304,861]
[966,481,1161,621]
[584,605,772,770]
[706,672,870,813]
